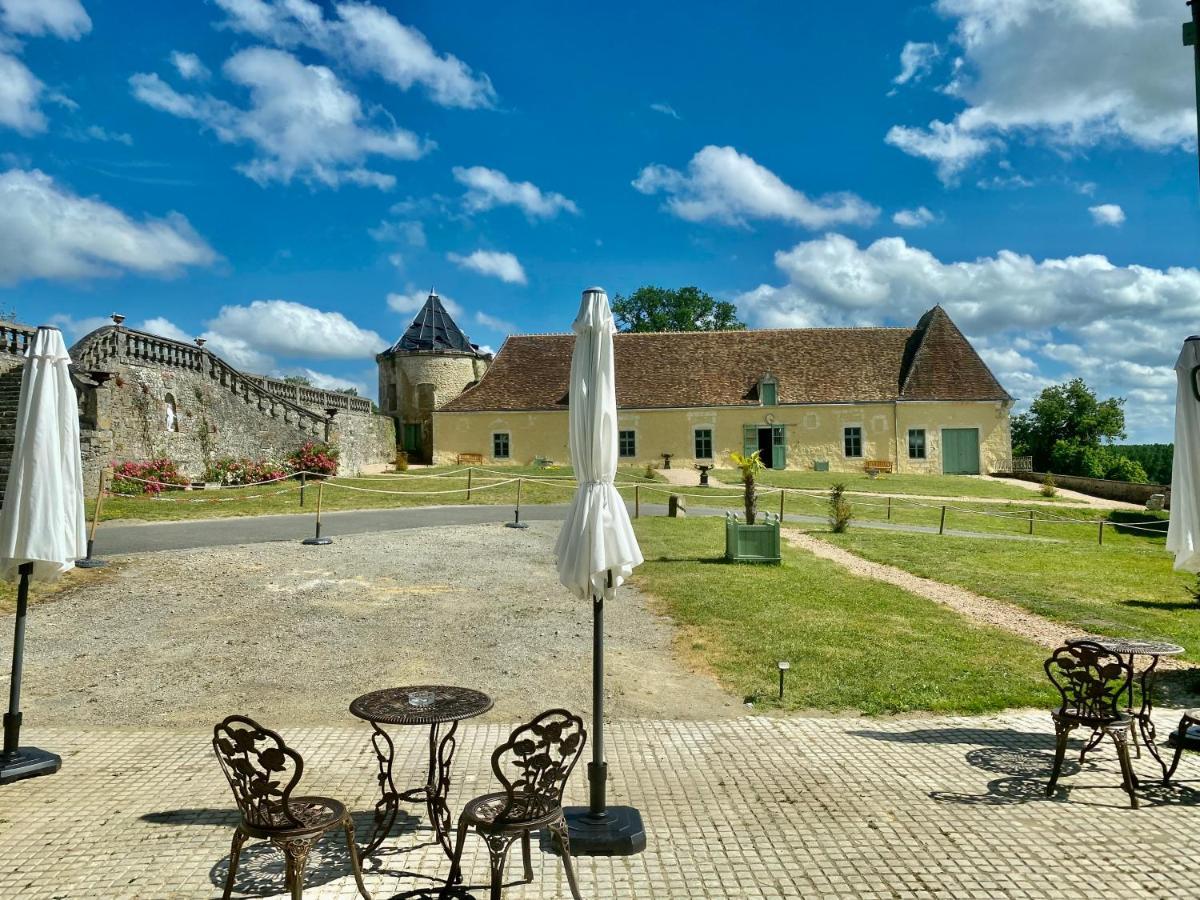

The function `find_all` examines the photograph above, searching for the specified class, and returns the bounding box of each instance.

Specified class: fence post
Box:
[887,496,892,521]
[299,471,306,507]
[635,485,640,519]
[1028,509,1034,535]
[939,505,946,535]
[467,466,473,501]
[779,488,785,520]
[77,469,109,569]
[1098,520,1104,546]
[302,480,332,545]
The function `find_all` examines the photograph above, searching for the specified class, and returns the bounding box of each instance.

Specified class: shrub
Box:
[1040,473,1057,498]
[204,457,289,486]
[828,482,852,533]
[395,450,409,472]
[1103,456,1149,484]
[286,440,339,476]
[643,463,655,480]
[111,459,190,495]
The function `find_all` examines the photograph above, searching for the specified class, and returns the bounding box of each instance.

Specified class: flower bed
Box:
[286,440,339,477]
[111,459,190,495]
[204,458,290,487]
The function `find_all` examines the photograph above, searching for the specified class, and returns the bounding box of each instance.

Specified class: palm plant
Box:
[730,450,765,524]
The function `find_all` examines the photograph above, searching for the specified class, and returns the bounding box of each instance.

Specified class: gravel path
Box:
[5,522,742,728]
[782,529,1185,670]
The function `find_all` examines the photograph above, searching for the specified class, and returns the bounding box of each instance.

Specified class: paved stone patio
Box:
[3,711,1200,898]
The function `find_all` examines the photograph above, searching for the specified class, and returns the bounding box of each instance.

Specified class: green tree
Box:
[1012,378,1127,474]
[611,285,745,333]
[283,375,313,386]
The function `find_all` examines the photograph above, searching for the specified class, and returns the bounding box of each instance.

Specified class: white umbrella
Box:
[554,287,645,855]
[1168,336,1200,573]
[0,325,83,785]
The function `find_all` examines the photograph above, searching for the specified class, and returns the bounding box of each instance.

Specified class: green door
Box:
[942,428,980,475]
[743,425,757,459]
[771,425,786,470]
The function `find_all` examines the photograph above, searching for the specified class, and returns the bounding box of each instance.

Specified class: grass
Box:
[823,526,1200,662]
[630,516,1056,715]
[0,564,116,614]
[712,468,1058,501]
[94,464,657,522]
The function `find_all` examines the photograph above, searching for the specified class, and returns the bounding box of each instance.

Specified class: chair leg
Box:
[484,835,516,900]
[222,828,247,900]
[1165,717,1192,785]
[1047,721,1073,797]
[342,817,372,900]
[549,816,584,900]
[521,831,533,882]
[1111,729,1140,810]
[445,818,470,889]
[282,838,313,900]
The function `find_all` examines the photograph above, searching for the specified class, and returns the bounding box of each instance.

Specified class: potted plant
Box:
[724,450,781,563]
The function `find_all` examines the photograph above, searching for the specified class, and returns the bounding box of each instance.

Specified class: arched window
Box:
[164,393,179,432]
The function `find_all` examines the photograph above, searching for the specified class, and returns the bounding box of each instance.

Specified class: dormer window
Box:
[759,375,778,407]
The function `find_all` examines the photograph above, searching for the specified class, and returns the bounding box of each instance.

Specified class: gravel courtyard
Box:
[4,522,742,727]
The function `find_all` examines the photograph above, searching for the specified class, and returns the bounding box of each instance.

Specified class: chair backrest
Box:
[212,714,305,831]
[1044,641,1131,723]
[490,709,586,826]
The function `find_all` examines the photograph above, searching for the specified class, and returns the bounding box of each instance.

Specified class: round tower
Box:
[376,290,491,463]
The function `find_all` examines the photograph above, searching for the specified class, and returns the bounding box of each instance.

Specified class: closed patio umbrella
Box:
[1168,336,1200,574]
[554,287,646,855]
[0,326,85,785]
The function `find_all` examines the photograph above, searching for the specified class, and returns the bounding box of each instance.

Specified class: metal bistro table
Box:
[1070,636,1185,778]
[350,685,493,860]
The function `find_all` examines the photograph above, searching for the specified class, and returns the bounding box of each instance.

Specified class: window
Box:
[760,379,778,406]
[492,432,510,459]
[908,429,927,460]
[694,427,713,459]
[164,393,178,432]
[618,430,636,458]
[843,426,862,458]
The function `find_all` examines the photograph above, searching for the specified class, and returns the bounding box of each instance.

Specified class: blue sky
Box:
[3,0,1199,440]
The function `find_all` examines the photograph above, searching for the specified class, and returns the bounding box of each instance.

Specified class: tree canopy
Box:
[1011,378,1147,482]
[611,285,745,333]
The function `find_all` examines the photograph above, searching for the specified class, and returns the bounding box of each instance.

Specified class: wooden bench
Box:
[864,459,893,475]
[456,452,484,465]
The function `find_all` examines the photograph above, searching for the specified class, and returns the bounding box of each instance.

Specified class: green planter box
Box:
[724,511,781,564]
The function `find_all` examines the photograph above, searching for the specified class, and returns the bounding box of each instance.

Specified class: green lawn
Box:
[713,468,1056,501]
[631,517,1056,715]
[824,527,1199,662]
[95,464,657,522]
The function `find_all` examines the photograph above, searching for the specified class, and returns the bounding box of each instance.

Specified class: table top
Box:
[1069,636,1185,657]
[349,685,493,726]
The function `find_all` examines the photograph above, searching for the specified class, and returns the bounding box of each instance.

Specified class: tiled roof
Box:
[383,291,485,356]
[439,306,1010,413]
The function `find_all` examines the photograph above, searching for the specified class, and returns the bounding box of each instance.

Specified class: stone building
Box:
[376,291,491,463]
[433,306,1014,475]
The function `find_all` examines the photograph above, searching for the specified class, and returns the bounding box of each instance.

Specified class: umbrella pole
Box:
[589,589,606,813]
[1,563,61,785]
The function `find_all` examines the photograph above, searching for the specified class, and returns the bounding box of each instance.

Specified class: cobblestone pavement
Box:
[4,711,1200,898]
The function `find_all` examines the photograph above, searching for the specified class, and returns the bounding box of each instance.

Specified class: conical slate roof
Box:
[386,291,482,355]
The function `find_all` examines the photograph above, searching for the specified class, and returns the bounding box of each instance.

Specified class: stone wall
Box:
[1006,471,1171,507]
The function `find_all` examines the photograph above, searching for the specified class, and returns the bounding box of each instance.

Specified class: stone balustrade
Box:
[0,322,36,358]
[248,376,373,414]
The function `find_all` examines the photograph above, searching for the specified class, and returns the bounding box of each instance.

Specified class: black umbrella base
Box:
[0,746,60,785]
[75,558,107,569]
[301,537,333,545]
[562,806,646,856]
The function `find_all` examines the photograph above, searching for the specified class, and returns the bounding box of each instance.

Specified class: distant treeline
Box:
[1110,444,1173,485]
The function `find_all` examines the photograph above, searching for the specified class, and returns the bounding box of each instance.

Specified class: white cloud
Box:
[474,310,513,333]
[734,232,1200,439]
[649,102,680,119]
[198,332,274,373]
[139,316,193,343]
[1089,203,1125,226]
[893,41,939,85]
[452,165,578,220]
[297,367,366,396]
[170,51,210,81]
[205,299,386,360]
[447,249,527,284]
[47,313,110,342]
[131,47,430,189]
[369,218,425,246]
[632,145,878,228]
[0,168,216,284]
[387,289,463,318]
[82,124,133,145]
[0,52,45,134]
[885,120,994,184]
[213,0,495,109]
[892,206,937,228]
[0,0,90,39]
[888,0,1195,178]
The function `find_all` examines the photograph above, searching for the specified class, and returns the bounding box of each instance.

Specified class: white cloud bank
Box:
[0,0,91,134]
[212,0,495,109]
[452,165,579,219]
[1089,203,1125,226]
[0,0,90,39]
[0,168,216,284]
[633,145,878,228]
[131,47,429,189]
[205,299,385,361]
[735,232,1200,439]
[887,0,1195,180]
[447,249,527,284]
[0,52,45,134]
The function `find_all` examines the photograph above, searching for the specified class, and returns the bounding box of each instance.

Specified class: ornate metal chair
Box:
[212,715,371,900]
[445,709,587,899]
[1165,710,1200,783]
[1044,641,1139,808]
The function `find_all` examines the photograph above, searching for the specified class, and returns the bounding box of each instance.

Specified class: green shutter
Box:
[743,425,757,459]
[772,425,786,469]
